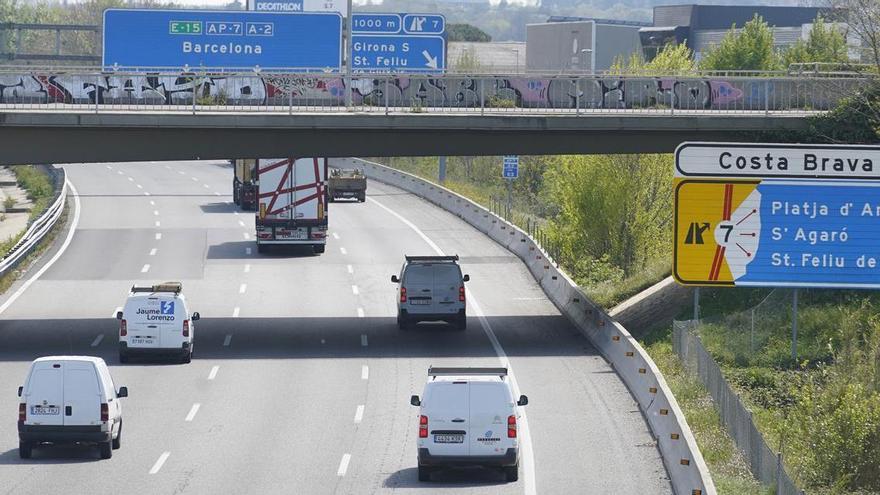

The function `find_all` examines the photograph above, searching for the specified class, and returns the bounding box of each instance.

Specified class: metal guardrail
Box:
[0,69,869,115]
[0,168,66,277]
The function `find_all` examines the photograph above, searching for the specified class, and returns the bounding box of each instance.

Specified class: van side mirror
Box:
[117,387,128,398]
[18,386,22,397]
[116,311,123,320]
[191,312,200,321]
[517,395,528,406]
[391,275,399,283]
[463,274,470,282]
[410,395,421,406]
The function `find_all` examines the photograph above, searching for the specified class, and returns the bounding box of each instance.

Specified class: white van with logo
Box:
[117,282,199,364]
[17,356,128,459]
[392,255,469,330]
[409,367,528,482]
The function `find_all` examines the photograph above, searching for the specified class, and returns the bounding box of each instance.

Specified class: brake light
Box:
[508,415,517,438]
[119,319,127,337]
[419,415,428,438]
[183,320,190,337]
[400,287,407,303]
[18,403,25,423]
[101,403,109,422]
[459,286,466,303]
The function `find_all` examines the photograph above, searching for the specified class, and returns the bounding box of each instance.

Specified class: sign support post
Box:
[791,289,799,363]
[438,156,447,184]
[693,287,700,321]
[345,0,353,108]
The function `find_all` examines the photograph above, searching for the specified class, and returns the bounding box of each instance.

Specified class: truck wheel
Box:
[99,440,113,459]
[19,441,33,459]
[313,245,326,254]
[504,464,519,482]
[358,193,366,202]
[112,421,122,450]
[417,465,432,482]
[257,244,266,254]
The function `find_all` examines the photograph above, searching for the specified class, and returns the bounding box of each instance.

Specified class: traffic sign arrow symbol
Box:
[422,50,438,69]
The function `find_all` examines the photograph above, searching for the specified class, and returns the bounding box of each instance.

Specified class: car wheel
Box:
[359,194,366,202]
[119,352,129,364]
[504,463,519,482]
[19,441,32,459]
[417,465,432,482]
[99,440,112,459]
[313,245,326,254]
[112,421,122,450]
[456,315,467,331]
[256,244,266,254]
[182,351,192,364]
[397,315,409,330]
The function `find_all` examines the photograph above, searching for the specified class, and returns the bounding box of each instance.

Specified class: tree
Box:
[448,23,492,43]
[826,0,880,69]
[610,41,696,75]
[700,14,780,71]
[781,15,849,68]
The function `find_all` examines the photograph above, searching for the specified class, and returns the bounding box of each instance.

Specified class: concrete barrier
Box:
[351,158,716,495]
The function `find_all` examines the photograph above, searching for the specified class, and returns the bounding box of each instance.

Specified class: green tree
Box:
[781,16,849,68]
[700,15,780,71]
[448,23,491,42]
[610,42,696,75]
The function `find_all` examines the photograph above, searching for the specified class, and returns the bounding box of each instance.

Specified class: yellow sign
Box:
[673,179,761,286]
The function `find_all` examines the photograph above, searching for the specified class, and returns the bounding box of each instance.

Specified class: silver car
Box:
[392,255,469,330]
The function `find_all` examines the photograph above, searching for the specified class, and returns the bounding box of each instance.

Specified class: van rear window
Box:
[404,265,434,285]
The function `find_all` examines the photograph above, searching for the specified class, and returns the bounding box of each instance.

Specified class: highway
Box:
[0,160,671,494]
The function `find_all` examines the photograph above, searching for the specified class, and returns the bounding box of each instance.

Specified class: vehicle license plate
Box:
[277,228,307,240]
[131,338,154,345]
[434,434,464,443]
[409,298,431,305]
[31,405,59,415]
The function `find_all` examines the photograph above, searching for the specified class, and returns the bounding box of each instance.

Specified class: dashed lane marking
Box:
[360,335,368,347]
[208,366,219,380]
[239,284,247,294]
[351,285,359,295]
[155,233,162,240]
[357,308,364,318]
[185,403,201,422]
[223,335,232,347]
[232,307,240,318]
[361,365,369,380]
[243,264,251,273]
[149,452,170,474]
[340,247,347,255]
[346,264,353,274]
[354,405,364,424]
[336,454,351,477]
[149,248,157,256]
[91,334,104,347]
[141,264,150,273]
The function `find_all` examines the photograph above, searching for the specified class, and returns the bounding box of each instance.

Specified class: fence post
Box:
[480,79,485,116]
[385,77,389,115]
[764,79,770,116]
[575,78,580,116]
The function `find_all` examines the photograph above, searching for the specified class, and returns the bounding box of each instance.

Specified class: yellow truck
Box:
[328,168,367,202]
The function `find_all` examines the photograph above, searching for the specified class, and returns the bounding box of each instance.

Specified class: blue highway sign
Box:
[351,35,445,72]
[103,9,342,70]
[503,156,519,179]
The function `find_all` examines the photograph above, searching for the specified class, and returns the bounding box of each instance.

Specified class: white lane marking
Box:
[155,233,162,240]
[336,454,351,477]
[185,403,201,422]
[106,165,112,170]
[208,366,219,380]
[127,177,134,182]
[243,264,251,273]
[340,247,347,255]
[351,285,359,295]
[360,334,368,347]
[155,221,161,227]
[141,264,150,273]
[361,365,369,380]
[232,307,240,318]
[149,452,170,474]
[357,307,364,318]
[223,335,232,347]
[178,171,185,175]
[111,306,122,318]
[245,247,252,255]
[354,405,364,424]
[117,170,124,175]
[243,233,250,240]
[332,232,340,240]
[0,180,83,316]
[136,184,143,189]
[149,248,157,256]
[144,192,151,196]
[153,210,159,216]
[149,200,155,206]
[369,196,537,495]
[191,177,198,182]
[233,210,239,216]
[203,184,210,189]
[214,192,221,196]
[238,220,245,227]
[91,334,104,347]
[239,283,247,294]
[346,264,353,274]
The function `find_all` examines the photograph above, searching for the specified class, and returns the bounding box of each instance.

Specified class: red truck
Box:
[255,157,328,254]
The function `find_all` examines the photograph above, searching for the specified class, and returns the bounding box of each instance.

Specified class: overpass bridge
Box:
[0,69,866,164]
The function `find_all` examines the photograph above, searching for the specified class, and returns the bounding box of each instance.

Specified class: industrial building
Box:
[525,17,649,72]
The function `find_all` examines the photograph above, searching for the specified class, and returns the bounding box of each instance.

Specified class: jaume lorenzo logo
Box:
[136,302,176,321]
[477,430,500,442]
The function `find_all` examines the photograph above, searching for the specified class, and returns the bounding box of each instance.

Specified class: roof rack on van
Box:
[428,367,507,377]
[405,255,459,262]
[130,282,183,294]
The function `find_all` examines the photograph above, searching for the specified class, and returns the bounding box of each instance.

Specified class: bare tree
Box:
[825,0,880,68]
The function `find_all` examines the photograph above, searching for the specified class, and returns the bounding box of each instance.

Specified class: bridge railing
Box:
[0,68,870,115]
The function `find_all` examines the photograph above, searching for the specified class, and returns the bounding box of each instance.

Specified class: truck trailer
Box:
[328,168,367,202]
[255,157,328,254]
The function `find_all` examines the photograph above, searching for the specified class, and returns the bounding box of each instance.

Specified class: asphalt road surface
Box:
[0,161,672,494]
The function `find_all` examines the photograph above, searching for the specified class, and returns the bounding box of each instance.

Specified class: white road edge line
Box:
[368,196,537,495]
[223,335,232,347]
[185,403,201,422]
[361,365,369,380]
[360,334,368,347]
[0,179,81,317]
[336,454,351,476]
[149,452,170,474]
[232,307,240,318]
[357,307,364,318]
[208,365,219,380]
[354,405,364,424]
[90,334,104,347]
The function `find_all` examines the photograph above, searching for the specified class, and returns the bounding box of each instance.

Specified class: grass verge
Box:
[12,165,55,221]
[0,201,68,295]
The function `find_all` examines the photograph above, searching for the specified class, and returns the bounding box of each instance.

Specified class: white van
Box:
[409,367,528,482]
[17,356,128,459]
[117,282,200,364]
[391,255,469,330]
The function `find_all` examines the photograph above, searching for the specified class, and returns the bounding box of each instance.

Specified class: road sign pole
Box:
[438,156,447,184]
[791,289,799,364]
[506,179,512,218]
[345,0,353,108]
[693,287,700,321]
